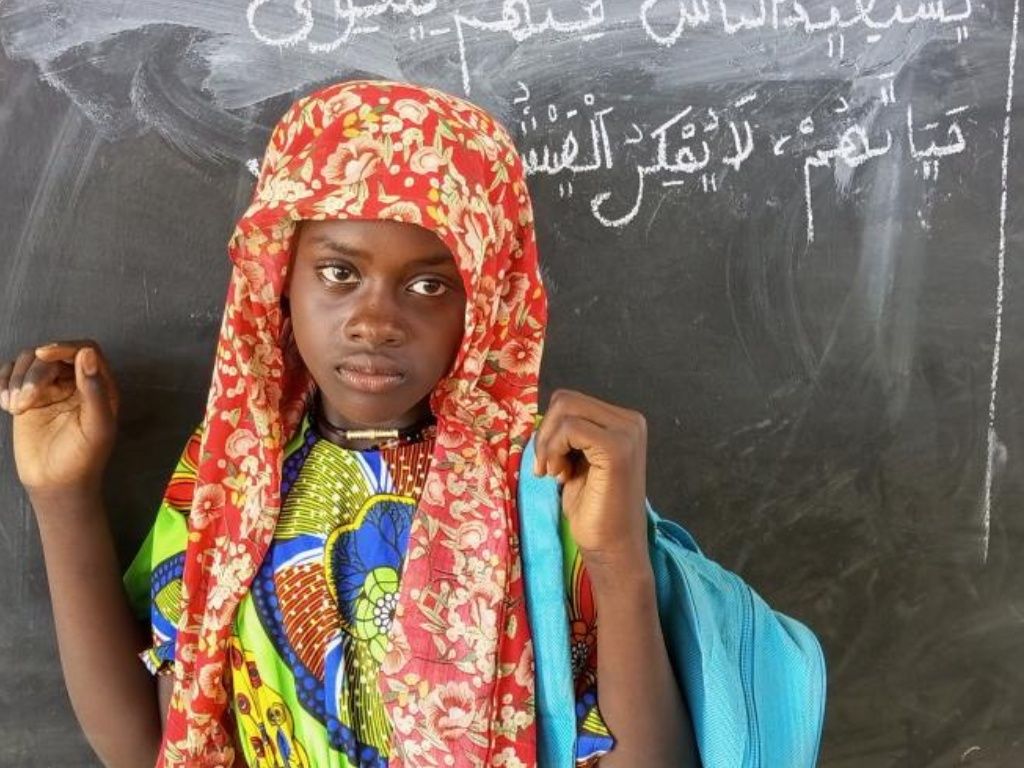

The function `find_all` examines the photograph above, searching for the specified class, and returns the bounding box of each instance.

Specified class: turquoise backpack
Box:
[518,435,827,767]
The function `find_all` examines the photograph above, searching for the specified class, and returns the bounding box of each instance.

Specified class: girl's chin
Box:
[317,393,432,431]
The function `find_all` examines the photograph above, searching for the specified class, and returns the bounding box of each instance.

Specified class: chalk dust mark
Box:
[142,272,152,326]
[2,104,85,333]
[981,0,1020,563]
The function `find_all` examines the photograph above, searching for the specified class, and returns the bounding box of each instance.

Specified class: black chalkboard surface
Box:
[2,1,1022,765]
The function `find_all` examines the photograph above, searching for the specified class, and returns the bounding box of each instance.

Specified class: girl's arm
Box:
[3,342,162,766]
[532,389,698,767]
[29,486,163,766]
[587,555,698,767]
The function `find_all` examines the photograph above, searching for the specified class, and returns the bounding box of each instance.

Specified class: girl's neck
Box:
[310,390,436,451]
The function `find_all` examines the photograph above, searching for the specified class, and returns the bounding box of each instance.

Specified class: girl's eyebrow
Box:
[404,253,458,267]
[307,236,455,268]
[306,237,368,258]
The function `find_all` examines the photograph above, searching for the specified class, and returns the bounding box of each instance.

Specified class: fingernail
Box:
[9,390,18,411]
[0,391,8,410]
[82,349,98,376]
[555,471,567,484]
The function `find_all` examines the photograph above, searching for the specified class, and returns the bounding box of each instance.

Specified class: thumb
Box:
[75,347,114,438]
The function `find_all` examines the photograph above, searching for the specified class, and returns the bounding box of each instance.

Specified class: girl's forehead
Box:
[294,219,457,265]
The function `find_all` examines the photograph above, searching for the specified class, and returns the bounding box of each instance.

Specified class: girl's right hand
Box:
[1,341,120,498]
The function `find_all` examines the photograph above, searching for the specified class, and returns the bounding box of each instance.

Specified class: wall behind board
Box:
[2,1,1023,765]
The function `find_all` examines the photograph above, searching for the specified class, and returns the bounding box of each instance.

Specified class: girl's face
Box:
[285,219,467,429]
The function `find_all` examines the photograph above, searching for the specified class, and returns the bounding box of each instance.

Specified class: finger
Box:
[0,359,13,411]
[34,339,101,362]
[37,340,118,416]
[536,389,636,475]
[546,388,638,428]
[7,341,97,413]
[75,347,116,441]
[535,408,608,479]
[14,354,75,413]
[6,350,38,412]
[536,414,614,484]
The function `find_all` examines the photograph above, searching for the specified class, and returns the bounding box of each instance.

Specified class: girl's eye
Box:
[318,265,358,285]
[409,278,450,297]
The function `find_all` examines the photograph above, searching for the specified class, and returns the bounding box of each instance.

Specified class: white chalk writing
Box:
[246,0,973,94]
[244,1,975,239]
[514,78,970,237]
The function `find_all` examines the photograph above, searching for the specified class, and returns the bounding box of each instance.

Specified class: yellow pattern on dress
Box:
[231,638,311,768]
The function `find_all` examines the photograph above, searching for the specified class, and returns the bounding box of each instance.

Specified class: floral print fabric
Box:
[124,411,614,766]
[160,80,548,766]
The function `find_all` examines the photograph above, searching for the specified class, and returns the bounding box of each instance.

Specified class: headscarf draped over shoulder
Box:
[159,80,546,768]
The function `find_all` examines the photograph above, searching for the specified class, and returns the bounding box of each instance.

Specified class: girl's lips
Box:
[335,366,405,393]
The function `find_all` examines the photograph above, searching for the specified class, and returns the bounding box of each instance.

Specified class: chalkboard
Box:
[1,1,1022,765]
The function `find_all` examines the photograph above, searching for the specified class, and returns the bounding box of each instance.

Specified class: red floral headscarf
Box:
[159,80,546,767]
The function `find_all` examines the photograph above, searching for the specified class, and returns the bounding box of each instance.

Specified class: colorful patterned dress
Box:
[124,410,614,767]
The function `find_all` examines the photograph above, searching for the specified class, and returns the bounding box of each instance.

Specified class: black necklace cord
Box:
[311,389,437,449]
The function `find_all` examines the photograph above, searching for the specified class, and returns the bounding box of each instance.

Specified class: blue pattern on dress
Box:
[332,500,412,630]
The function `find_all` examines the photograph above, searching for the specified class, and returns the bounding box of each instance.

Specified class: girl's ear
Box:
[282,313,304,371]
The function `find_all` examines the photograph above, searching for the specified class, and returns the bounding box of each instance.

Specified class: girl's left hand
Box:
[532,389,650,573]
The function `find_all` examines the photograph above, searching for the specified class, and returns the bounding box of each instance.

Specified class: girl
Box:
[2,80,823,767]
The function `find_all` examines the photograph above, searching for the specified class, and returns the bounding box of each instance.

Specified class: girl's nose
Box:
[343,287,407,347]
